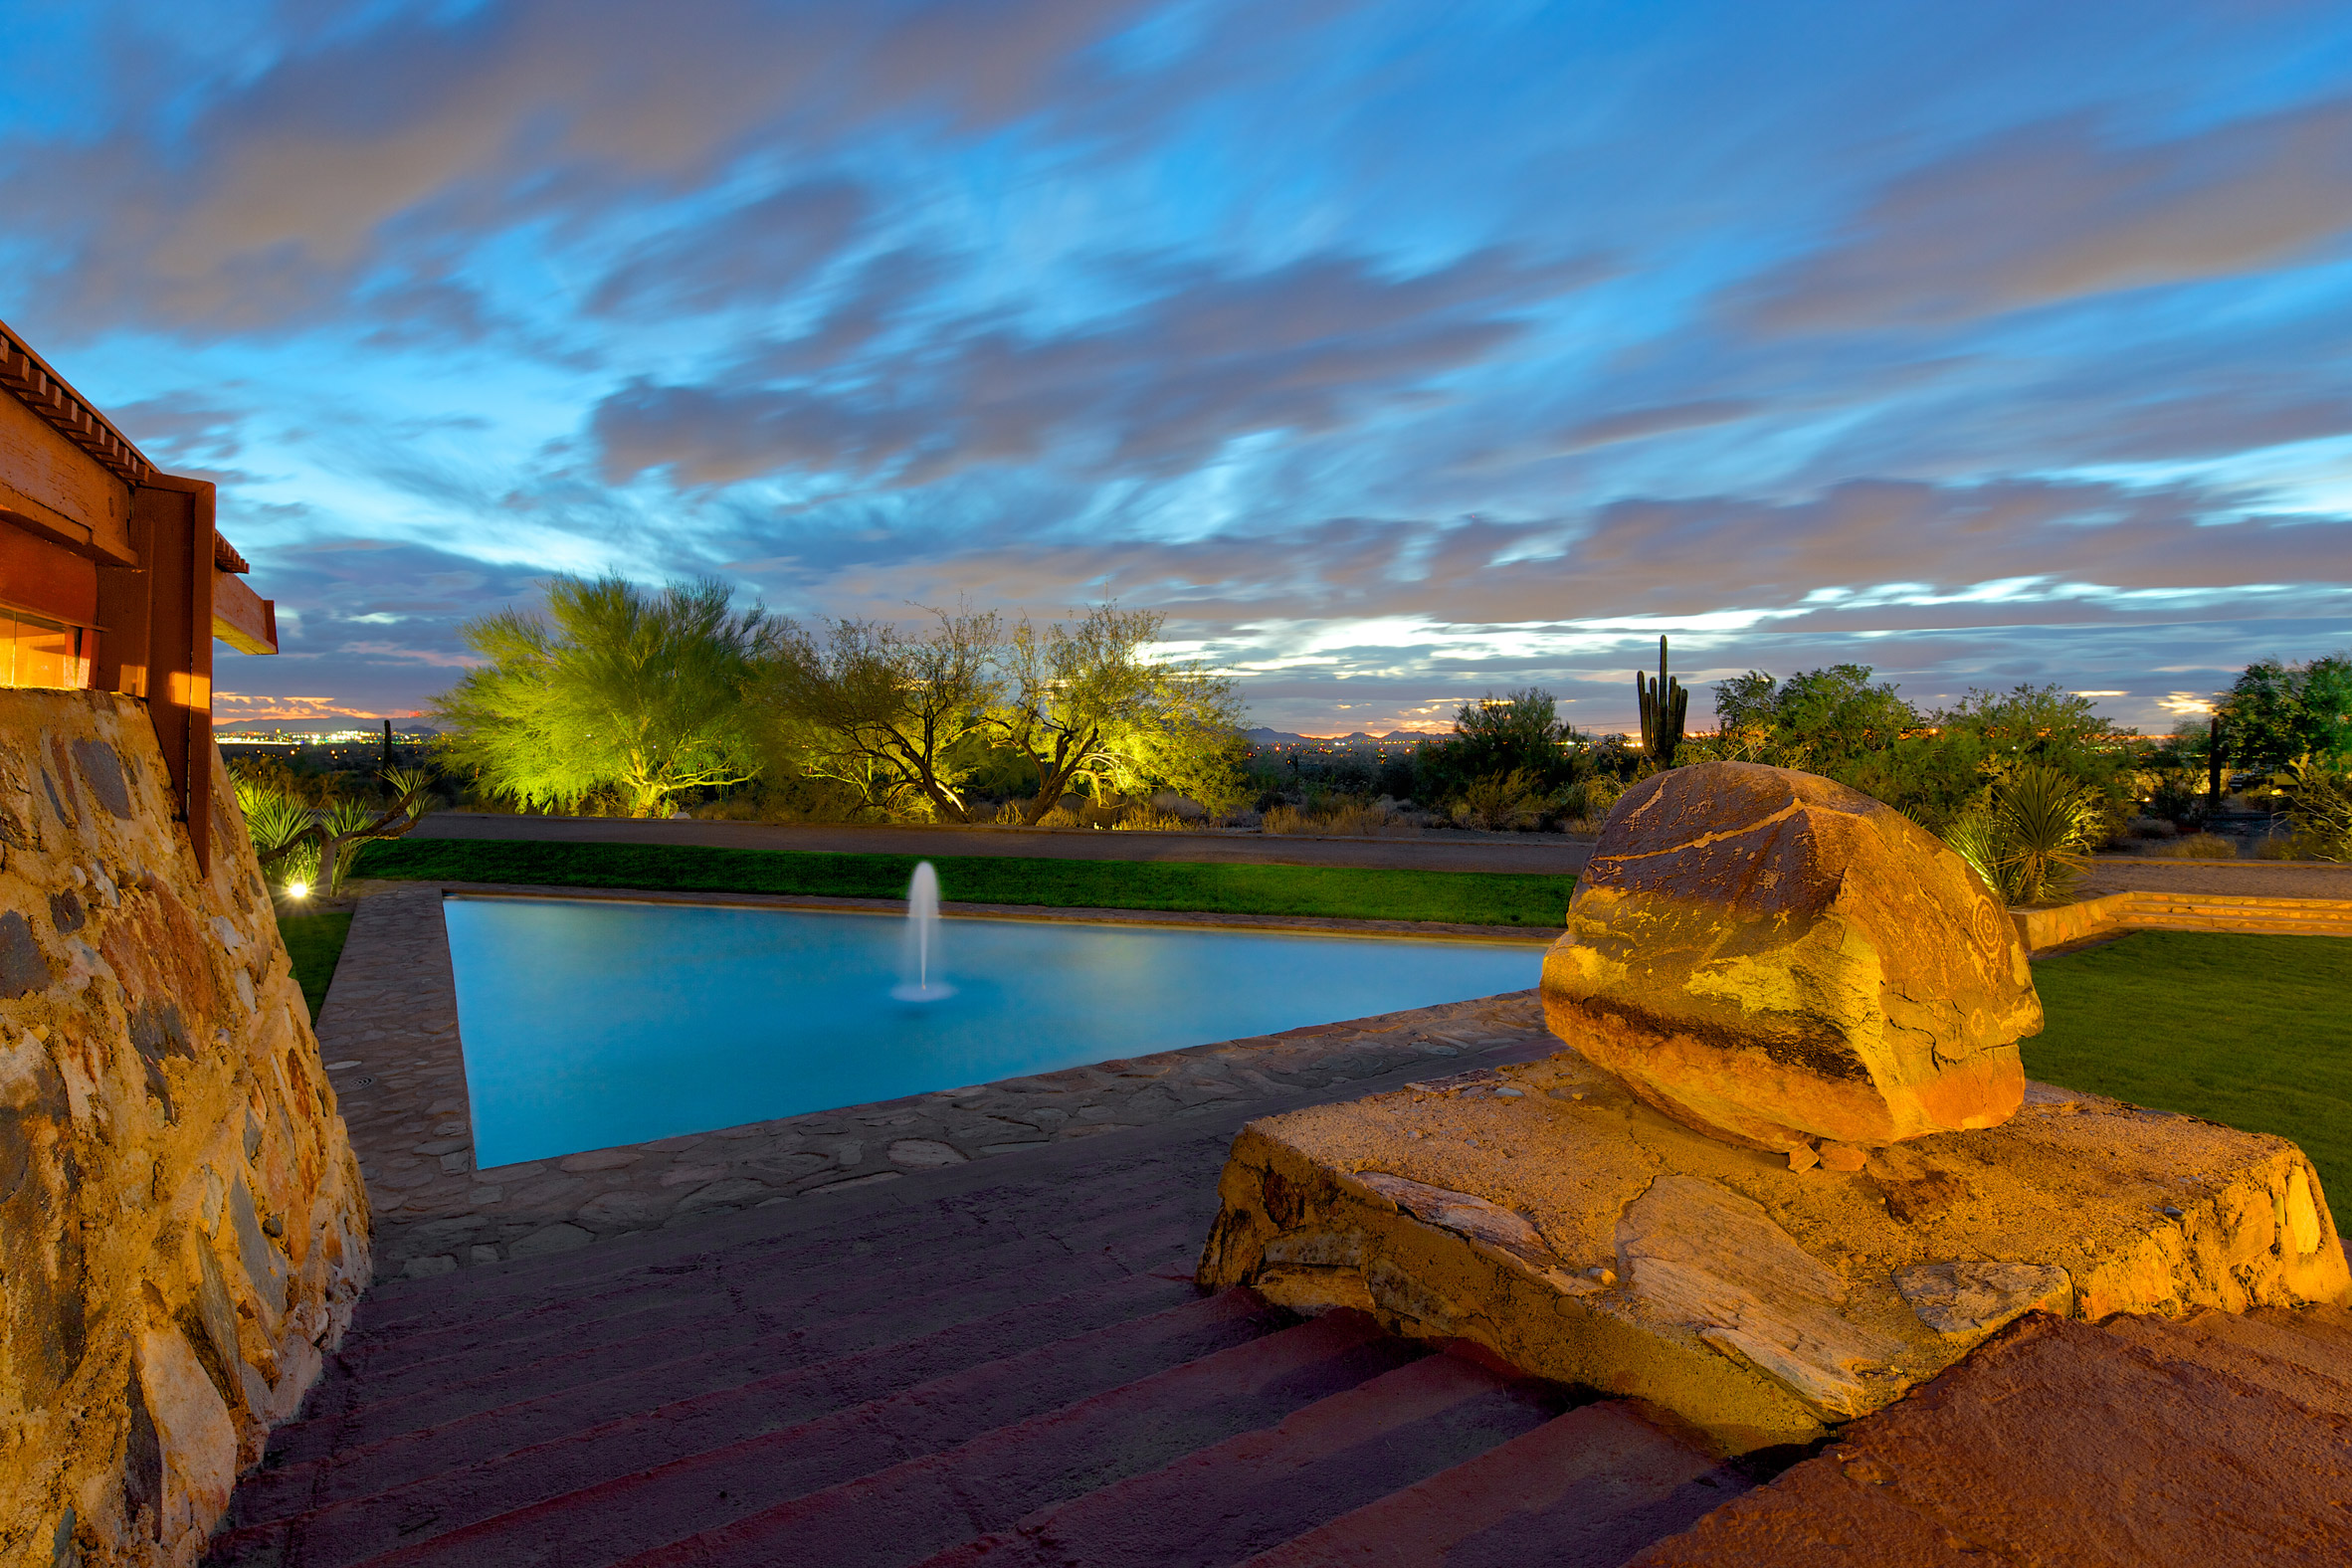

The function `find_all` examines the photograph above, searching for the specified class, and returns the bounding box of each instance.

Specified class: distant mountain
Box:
[1245,726,1441,747]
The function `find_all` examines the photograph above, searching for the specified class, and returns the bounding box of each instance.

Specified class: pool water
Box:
[443,895,1544,1166]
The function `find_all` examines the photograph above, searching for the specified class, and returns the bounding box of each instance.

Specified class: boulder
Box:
[1542,762,2039,1151]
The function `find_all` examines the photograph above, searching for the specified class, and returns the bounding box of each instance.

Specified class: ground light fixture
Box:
[288,881,310,899]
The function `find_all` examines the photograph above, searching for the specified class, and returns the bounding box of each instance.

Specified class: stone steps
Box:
[208,1097,1739,1568]
[315,1202,1203,1413]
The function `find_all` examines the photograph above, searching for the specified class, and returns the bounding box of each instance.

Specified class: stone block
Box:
[1197,1056,2349,1455]
[1542,763,2039,1151]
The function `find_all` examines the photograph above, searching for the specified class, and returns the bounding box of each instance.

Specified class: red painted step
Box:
[231,1271,1209,1529]
[339,1307,1417,1568]
[897,1349,1572,1568]
[1239,1400,1748,1568]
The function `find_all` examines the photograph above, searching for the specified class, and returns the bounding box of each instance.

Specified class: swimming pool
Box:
[443,895,1544,1166]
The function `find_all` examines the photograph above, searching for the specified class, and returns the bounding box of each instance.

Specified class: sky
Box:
[3,0,2348,736]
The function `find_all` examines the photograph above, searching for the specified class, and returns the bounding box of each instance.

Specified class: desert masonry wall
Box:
[1,689,370,1567]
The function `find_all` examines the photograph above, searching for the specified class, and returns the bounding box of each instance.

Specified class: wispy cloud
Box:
[0,0,2344,736]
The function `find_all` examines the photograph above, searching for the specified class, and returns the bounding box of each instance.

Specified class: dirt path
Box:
[408,812,1594,875]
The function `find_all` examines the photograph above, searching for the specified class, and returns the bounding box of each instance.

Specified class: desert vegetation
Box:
[425,575,1246,827]
[230,756,439,896]
[246,568,2350,882]
[1699,656,2352,889]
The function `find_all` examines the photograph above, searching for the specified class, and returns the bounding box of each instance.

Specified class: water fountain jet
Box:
[891,861,955,1002]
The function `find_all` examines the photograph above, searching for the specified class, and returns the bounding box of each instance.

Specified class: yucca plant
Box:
[236,780,323,891]
[1940,765,2099,905]
[1996,763,2099,903]
[1940,810,2027,904]
[312,768,439,894]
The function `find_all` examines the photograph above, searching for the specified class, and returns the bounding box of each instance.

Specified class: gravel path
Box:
[2078,856,2352,899]
[409,811,1593,875]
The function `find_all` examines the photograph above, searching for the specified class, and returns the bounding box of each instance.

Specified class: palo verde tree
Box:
[433,574,770,817]
[994,604,1247,823]
[752,608,1004,822]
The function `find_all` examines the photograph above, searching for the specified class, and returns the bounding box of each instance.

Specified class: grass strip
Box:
[351,836,1576,929]
[277,910,354,1023]
[2027,930,2352,1227]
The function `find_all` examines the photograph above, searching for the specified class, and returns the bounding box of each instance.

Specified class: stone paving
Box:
[317,882,1555,1281]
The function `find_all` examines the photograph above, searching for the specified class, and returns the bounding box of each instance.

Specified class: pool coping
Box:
[318,881,1562,1281]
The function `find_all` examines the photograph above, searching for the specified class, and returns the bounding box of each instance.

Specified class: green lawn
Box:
[277,910,354,1023]
[349,837,1576,929]
[2027,931,2352,1226]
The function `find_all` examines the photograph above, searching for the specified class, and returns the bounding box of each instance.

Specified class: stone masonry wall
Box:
[1,690,370,1567]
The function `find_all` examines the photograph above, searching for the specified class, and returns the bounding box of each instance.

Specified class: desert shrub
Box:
[1451,769,1550,832]
[1111,807,1196,833]
[2272,755,2352,861]
[1322,802,1419,836]
[2144,833,2241,861]
[2145,773,2206,827]
[1260,800,1418,837]
[2125,816,2178,840]
[2254,833,2315,861]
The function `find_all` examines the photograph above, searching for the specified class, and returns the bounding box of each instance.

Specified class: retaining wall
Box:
[1,689,369,1566]
[2014,888,2352,953]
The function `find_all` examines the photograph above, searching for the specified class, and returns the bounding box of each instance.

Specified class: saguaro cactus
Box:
[1636,634,1689,767]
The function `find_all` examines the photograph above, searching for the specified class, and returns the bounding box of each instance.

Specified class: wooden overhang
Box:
[0,314,282,875]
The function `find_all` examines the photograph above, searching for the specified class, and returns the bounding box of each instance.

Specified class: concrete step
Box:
[893,1351,1573,1568]
[332,1308,1420,1568]
[232,1270,1211,1527]
[1238,1400,1747,1568]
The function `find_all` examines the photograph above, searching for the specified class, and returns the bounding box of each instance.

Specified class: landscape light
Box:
[289,881,310,899]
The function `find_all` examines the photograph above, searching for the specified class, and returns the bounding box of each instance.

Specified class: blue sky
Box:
[4,0,2347,733]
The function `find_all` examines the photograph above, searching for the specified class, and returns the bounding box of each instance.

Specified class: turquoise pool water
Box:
[443,895,1543,1167]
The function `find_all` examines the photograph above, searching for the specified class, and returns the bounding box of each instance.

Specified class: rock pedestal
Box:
[1,690,371,1566]
[1196,1052,2349,1454]
[1543,762,2041,1152]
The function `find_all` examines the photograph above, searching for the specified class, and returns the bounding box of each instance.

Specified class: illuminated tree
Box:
[994,604,1247,822]
[433,575,769,817]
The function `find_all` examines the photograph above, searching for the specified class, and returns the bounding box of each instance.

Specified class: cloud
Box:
[107,391,252,468]
[709,475,2350,642]
[588,179,870,317]
[1552,399,1763,453]
[593,246,1600,486]
[1742,97,2352,331]
[2,0,1156,336]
